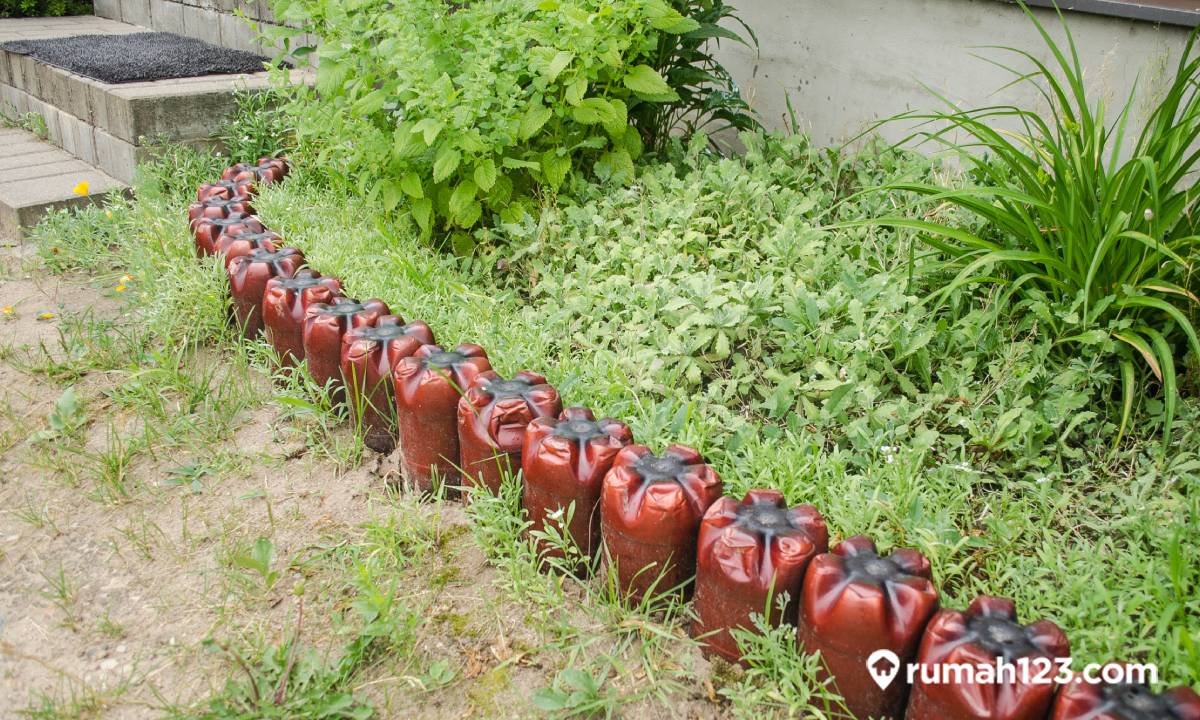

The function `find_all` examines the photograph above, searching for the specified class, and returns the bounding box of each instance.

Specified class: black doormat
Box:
[0,32,285,84]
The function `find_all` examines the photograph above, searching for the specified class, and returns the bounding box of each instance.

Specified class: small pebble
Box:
[100,658,117,670]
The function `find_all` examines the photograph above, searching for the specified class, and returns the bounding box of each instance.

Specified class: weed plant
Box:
[858,5,1200,443]
[25,98,1200,713]
[261,0,756,246]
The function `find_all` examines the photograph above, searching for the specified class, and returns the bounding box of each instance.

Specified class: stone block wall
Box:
[92,0,301,56]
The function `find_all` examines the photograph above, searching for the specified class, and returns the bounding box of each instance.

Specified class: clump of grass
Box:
[721,617,849,719]
[859,3,1200,443]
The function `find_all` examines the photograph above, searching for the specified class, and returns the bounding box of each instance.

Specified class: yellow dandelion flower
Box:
[1,305,13,314]
[73,181,90,196]
[115,284,127,292]
[105,210,113,219]
[38,312,55,321]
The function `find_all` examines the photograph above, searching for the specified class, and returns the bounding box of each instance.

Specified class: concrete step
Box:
[0,15,309,184]
[0,127,126,241]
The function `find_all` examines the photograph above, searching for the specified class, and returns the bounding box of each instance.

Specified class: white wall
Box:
[714,0,1192,147]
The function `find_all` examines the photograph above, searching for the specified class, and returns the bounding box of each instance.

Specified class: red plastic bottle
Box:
[521,407,633,562]
[227,247,305,339]
[197,178,256,202]
[192,213,265,257]
[797,535,939,720]
[693,490,828,664]
[213,229,281,269]
[223,157,289,185]
[1052,670,1200,720]
[341,316,435,453]
[393,344,492,494]
[187,195,255,223]
[599,444,723,601]
[302,297,389,402]
[906,596,1070,720]
[261,269,343,368]
[457,371,562,499]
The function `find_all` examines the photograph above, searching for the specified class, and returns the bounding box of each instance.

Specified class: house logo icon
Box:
[866,650,901,690]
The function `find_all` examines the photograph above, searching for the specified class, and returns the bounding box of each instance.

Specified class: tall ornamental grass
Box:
[859,5,1200,443]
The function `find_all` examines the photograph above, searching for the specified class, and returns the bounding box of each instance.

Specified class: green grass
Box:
[24,129,1200,714]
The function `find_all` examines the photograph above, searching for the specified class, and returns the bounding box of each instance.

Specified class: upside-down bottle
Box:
[599,444,723,601]
[197,178,256,202]
[341,316,435,453]
[192,213,265,257]
[1052,669,1200,720]
[521,407,633,563]
[213,228,281,269]
[223,157,289,185]
[905,596,1070,720]
[692,490,827,664]
[302,297,389,402]
[797,535,939,720]
[393,344,492,494]
[457,370,562,499]
[226,247,305,339]
[261,269,342,367]
[187,195,255,224]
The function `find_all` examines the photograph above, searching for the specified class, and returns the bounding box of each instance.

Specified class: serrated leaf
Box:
[449,180,478,217]
[623,65,678,101]
[571,97,617,125]
[376,178,403,211]
[545,50,574,82]
[541,151,571,191]
[393,123,424,158]
[602,98,628,139]
[519,104,554,140]
[411,197,433,232]
[502,157,541,170]
[594,148,634,184]
[474,158,497,191]
[352,89,386,116]
[453,199,482,228]
[433,146,461,183]
[622,128,643,159]
[649,7,700,33]
[413,117,444,146]
[399,172,424,199]
[565,76,588,106]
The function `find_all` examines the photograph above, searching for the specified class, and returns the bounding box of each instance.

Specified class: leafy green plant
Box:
[856,4,1200,442]
[31,386,85,443]
[218,89,297,163]
[232,538,282,592]
[532,666,621,718]
[265,0,755,246]
[189,615,373,719]
[630,0,761,155]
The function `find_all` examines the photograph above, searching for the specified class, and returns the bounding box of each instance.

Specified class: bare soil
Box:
[0,243,727,719]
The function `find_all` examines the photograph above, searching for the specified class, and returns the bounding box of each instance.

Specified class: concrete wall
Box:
[714,0,1191,147]
[92,0,297,56]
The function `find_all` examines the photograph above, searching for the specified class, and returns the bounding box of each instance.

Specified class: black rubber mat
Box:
[0,32,280,84]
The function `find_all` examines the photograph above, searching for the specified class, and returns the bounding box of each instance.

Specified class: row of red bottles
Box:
[192,159,1200,720]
